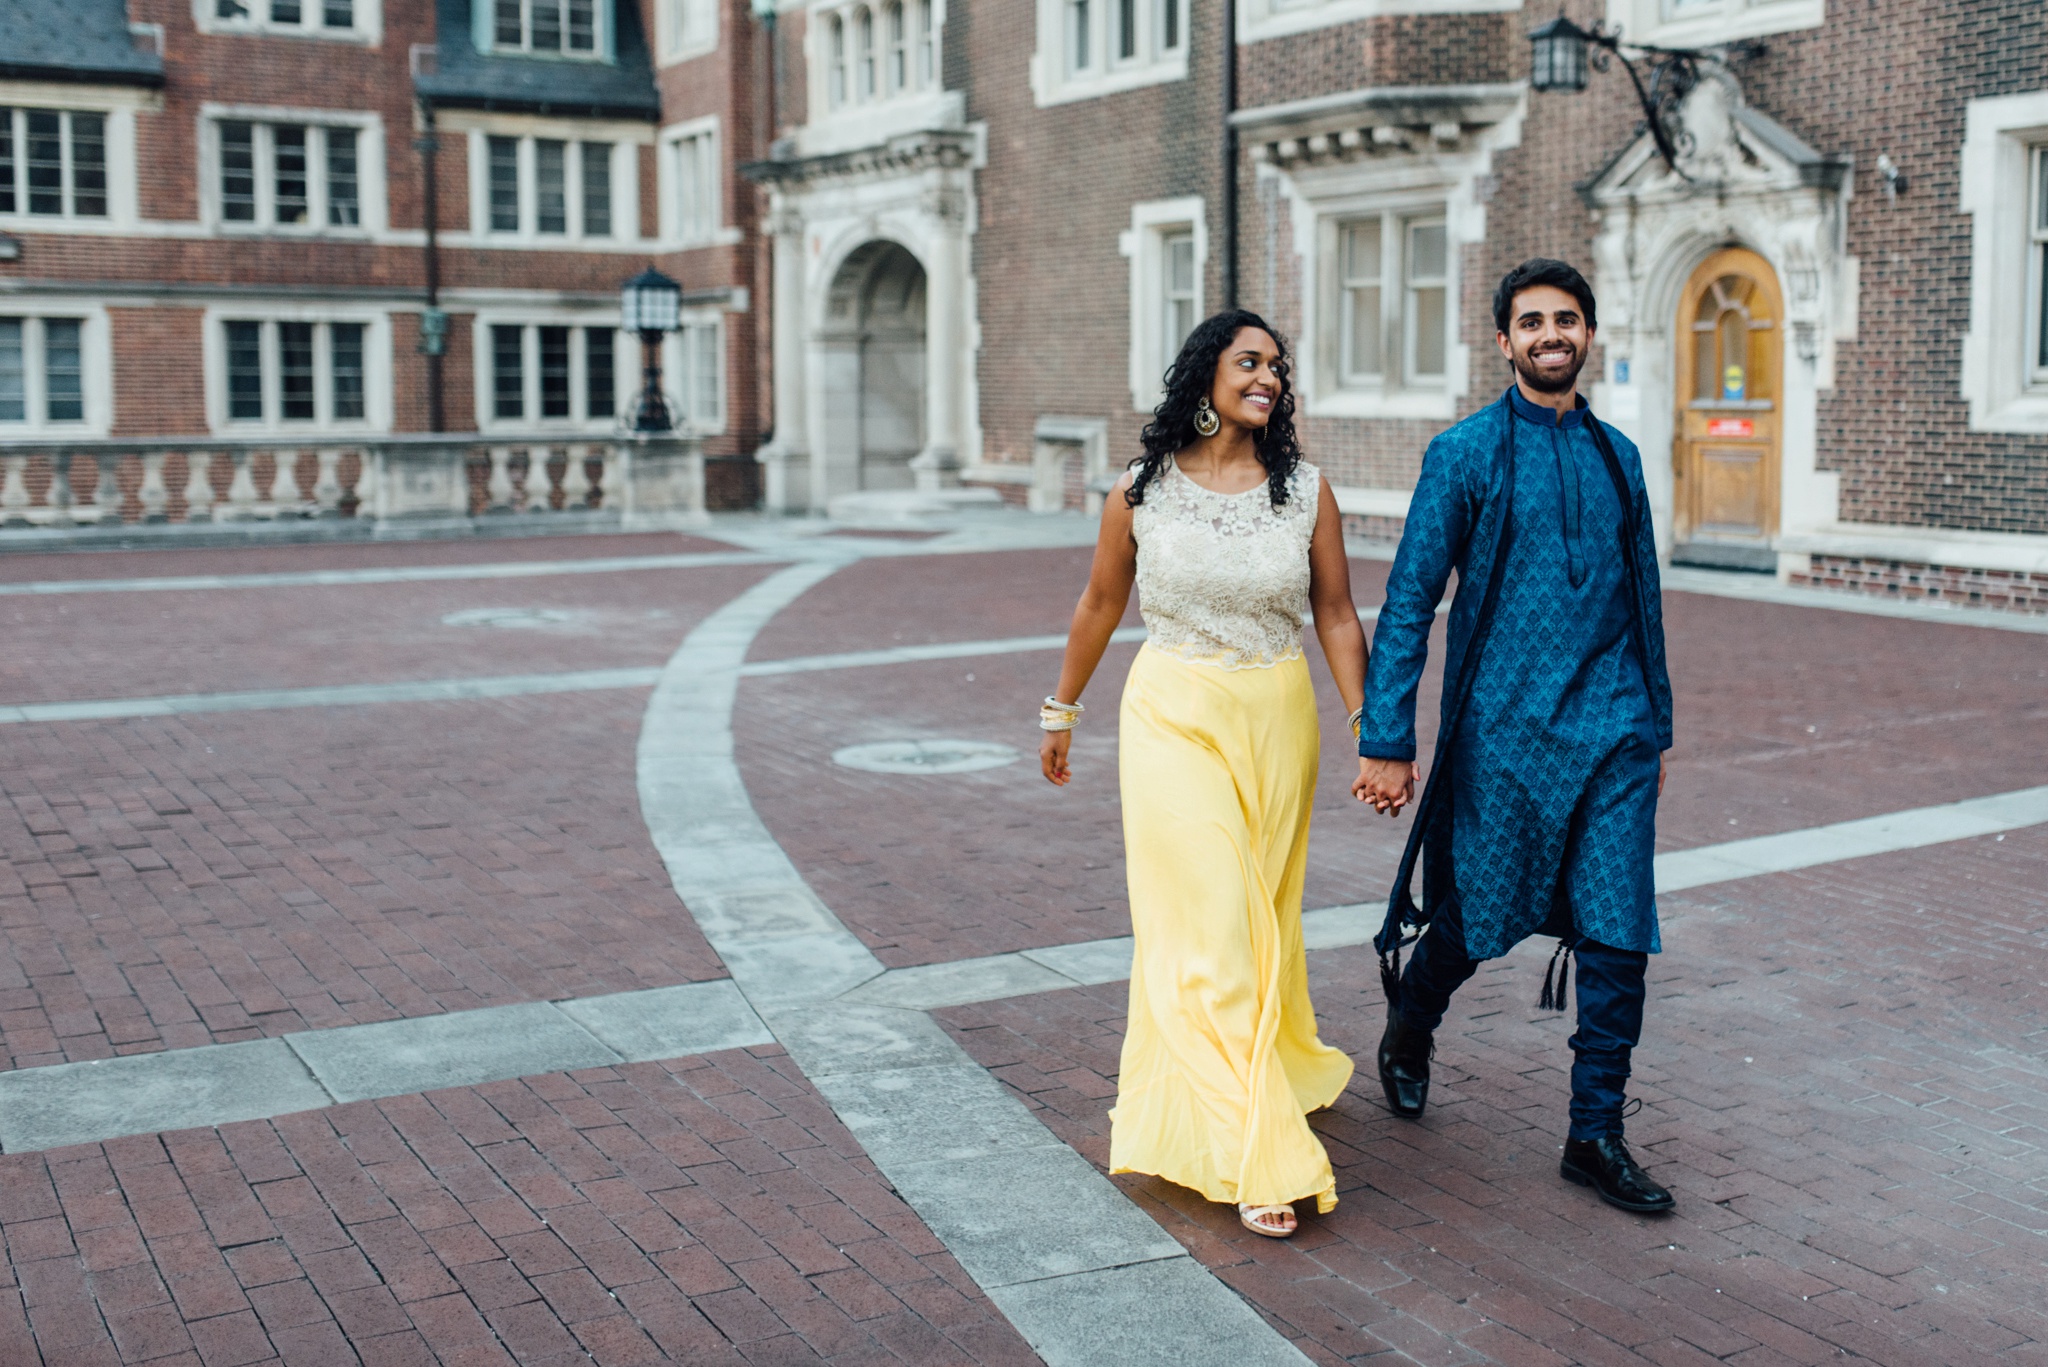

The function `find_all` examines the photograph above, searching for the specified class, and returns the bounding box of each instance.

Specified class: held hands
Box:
[1040,730,1073,786]
[1352,757,1418,816]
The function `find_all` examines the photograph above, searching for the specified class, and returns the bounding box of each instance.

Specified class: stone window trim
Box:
[1961,89,2048,435]
[811,0,940,117]
[0,83,150,233]
[481,0,613,60]
[201,306,392,435]
[1030,0,1185,108]
[1236,0,1517,46]
[0,305,111,437]
[193,0,383,45]
[446,113,647,248]
[663,312,728,435]
[1601,0,1823,54]
[658,0,720,63]
[1120,196,1207,414]
[0,105,109,224]
[659,115,740,248]
[201,108,384,235]
[1241,83,1522,421]
[472,311,630,432]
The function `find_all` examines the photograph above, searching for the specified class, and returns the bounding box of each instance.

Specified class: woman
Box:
[1038,310,1367,1237]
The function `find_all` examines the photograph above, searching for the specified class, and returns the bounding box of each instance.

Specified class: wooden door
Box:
[1674,248,1782,550]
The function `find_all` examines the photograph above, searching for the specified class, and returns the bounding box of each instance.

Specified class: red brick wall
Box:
[110,307,208,435]
[958,0,1228,473]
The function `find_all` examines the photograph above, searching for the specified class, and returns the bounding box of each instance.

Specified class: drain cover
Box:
[832,740,1021,775]
[441,607,586,629]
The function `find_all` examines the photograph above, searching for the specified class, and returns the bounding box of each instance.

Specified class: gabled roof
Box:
[1577,96,1849,209]
[415,0,659,120]
[0,0,164,86]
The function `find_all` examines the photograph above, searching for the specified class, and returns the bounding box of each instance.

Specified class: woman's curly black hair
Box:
[1127,308,1302,510]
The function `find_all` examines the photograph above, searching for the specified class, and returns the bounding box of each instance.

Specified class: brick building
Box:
[0,0,763,519]
[746,0,2048,611]
[7,0,2048,609]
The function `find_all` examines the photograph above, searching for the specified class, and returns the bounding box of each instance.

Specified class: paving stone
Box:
[0,1050,1040,1365]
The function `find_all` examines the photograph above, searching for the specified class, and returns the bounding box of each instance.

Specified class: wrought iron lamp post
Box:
[1527,14,1733,177]
[620,267,683,432]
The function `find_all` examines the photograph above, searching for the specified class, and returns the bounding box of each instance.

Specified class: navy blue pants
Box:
[1396,899,1648,1142]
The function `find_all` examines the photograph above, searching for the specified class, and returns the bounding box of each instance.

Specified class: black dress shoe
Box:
[1560,1135,1674,1213]
[1376,1011,1433,1119]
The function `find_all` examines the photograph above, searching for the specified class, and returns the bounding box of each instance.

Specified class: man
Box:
[1351,258,1675,1214]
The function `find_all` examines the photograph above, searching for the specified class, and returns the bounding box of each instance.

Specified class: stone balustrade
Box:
[0,434,706,535]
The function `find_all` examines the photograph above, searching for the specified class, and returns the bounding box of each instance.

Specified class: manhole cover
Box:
[441,607,587,630]
[832,740,1021,775]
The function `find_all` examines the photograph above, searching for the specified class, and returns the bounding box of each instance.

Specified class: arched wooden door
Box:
[1674,248,1783,555]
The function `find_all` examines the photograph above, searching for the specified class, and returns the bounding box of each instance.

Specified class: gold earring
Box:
[1194,397,1221,437]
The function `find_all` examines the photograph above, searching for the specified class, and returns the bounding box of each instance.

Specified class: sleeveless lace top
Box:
[1131,460,1320,669]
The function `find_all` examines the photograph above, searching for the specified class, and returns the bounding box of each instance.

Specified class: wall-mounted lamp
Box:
[1876,154,1907,201]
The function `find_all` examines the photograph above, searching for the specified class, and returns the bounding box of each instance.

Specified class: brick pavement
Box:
[0,1046,1039,1366]
[0,693,728,1069]
[0,563,773,705]
[0,532,737,584]
[937,825,2048,1365]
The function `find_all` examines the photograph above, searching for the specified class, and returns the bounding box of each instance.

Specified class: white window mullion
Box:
[313,322,333,425]
[569,329,588,419]
[261,321,280,424]
[308,127,327,231]
[25,320,47,427]
[524,325,540,419]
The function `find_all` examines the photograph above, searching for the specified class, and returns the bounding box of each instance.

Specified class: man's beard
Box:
[1512,343,1585,394]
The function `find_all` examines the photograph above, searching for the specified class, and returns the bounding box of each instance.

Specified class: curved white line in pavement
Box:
[634,561,1312,1367]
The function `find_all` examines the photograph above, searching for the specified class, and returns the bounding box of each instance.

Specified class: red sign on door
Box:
[1707,418,1755,437]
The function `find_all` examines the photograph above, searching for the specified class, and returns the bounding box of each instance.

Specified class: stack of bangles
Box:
[1347,706,1364,740]
[1040,697,1085,732]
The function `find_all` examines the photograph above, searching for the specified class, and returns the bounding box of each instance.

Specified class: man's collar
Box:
[1507,384,1589,429]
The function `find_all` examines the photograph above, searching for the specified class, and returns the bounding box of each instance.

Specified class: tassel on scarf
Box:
[1379,946,1403,1009]
[1537,939,1573,1011]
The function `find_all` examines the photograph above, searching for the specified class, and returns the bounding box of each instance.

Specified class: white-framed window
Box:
[0,310,110,434]
[664,315,726,433]
[816,0,937,112]
[483,321,624,428]
[1961,91,2048,433]
[1328,207,1448,394]
[198,0,382,42]
[2030,145,2048,390]
[478,134,620,240]
[1601,0,1821,50]
[1033,0,1183,107]
[660,0,718,61]
[208,313,390,432]
[492,0,605,55]
[0,107,108,220]
[663,118,723,246]
[213,120,363,230]
[1121,196,1206,412]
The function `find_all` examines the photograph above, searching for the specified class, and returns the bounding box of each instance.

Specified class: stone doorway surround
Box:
[746,128,984,514]
[1582,66,1855,572]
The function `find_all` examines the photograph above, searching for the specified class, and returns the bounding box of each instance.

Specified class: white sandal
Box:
[1237,1203,1297,1238]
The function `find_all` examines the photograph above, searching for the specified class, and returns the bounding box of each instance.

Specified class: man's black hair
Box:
[1492,258,1597,335]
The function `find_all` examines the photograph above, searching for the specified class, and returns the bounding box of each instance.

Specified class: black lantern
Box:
[1527,15,1590,93]
[1526,14,1722,175]
[620,267,683,432]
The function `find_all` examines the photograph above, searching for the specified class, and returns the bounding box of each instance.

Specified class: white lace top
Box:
[1131,460,1320,669]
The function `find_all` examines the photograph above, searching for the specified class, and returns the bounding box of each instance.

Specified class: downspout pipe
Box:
[416,97,446,433]
[1221,0,1238,309]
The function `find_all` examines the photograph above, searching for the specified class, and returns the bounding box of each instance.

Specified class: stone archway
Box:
[820,241,928,492]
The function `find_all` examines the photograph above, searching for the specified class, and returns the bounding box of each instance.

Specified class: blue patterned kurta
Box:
[1361,388,1673,960]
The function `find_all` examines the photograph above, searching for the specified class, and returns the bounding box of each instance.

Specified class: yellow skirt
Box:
[1109,645,1353,1213]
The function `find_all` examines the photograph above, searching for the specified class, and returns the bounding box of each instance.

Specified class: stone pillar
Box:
[757,204,812,512]
[912,184,967,492]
